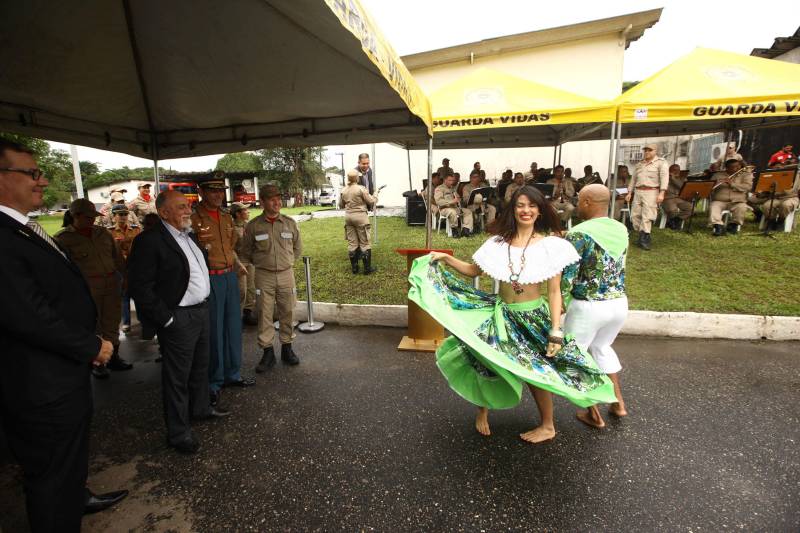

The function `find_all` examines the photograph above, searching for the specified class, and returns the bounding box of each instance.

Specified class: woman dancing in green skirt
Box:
[409,186,616,443]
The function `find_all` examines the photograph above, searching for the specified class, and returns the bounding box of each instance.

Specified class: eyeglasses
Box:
[0,167,45,180]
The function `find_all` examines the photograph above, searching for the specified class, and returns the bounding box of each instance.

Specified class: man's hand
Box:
[93,339,113,366]
[625,192,632,204]
[239,265,248,276]
[657,191,666,205]
[546,342,560,357]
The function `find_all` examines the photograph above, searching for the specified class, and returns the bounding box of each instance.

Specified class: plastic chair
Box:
[758,205,799,233]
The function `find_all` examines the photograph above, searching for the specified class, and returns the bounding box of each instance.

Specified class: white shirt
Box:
[0,205,29,225]
[162,220,210,306]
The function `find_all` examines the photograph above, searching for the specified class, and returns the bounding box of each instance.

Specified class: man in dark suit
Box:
[356,152,374,195]
[127,190,229,455]
[0,139,127,532]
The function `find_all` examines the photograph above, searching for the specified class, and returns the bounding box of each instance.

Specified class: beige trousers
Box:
[466,204,496,229]
[662,197,693,220]
[238,263,256,311]
[551,200,575,224]
[709,200,748,225]
[255,268,296,347]
[440,207,473,231]
[89,275,122,347]
[631,189,659,233]
[344,212,371,252]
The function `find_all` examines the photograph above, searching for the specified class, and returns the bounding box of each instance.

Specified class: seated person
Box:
[715,142,744,168]
[749,171,799,231]
[546,164,577,224]
[523,162,538,184]
[576,165,603,191]
[504,172,526,204]
[709,159,754,236]
[420,172,443,215]
[462,170,496,232]
[662,164,692,230]
[768,143,797,168]
[434,172,473,238]
[610,165,631,221]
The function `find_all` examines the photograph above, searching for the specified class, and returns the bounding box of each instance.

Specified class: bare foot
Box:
[475,407,491,436]
[609,403,628,417]
[519,425,556,444]
[576,405,606,429]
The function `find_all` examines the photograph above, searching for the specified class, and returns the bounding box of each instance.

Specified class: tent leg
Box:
[605,121,617,186]
[608,122,622,217]
[69,145,84,199]
[406,144,413,192]
[552,144,558,168]
[151,133,160,194]
[557,145,562,165]
[372,144,378,245]
[425,137,433,249]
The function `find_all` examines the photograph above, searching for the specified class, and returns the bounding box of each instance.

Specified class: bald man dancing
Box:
[561,185,629,428]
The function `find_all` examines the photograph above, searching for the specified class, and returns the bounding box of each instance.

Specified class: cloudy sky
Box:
[49,0,798,172]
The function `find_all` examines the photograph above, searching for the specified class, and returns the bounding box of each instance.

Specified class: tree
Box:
[256,147,327,197]
[215,152,263,172]
[622,81,640,92]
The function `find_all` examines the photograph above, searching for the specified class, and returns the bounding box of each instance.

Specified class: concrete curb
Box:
[292,301,800,341]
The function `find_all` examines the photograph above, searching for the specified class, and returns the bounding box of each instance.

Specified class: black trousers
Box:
[158,305,211,444]
[2,384,92,533]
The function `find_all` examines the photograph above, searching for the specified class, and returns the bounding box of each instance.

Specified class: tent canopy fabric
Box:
[615,48,800,125]
[0,0,431,160]
[405,68,614,150]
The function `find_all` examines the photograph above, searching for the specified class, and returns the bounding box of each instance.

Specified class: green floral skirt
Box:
[408,254,617,409]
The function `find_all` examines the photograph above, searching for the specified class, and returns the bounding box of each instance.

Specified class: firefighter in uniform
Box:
[435,172,473,238]
[340,169,379,274]
[626,143,668,250]
[191,180,254,406]
[662,164,692,230]
[129,183,157,220]
[231,202,258,325]
[749,173,800,231]
[240,184,302,372]
[56,199,133,378]
[99,188,140,228]
[709,159,754,236]
[461,169,496,232]
[110,204,141,333]
[546,165,577,225]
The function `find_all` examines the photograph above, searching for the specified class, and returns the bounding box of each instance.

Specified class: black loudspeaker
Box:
[406,197,427,226]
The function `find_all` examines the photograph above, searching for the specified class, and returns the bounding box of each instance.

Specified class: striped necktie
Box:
[26,220,67,259]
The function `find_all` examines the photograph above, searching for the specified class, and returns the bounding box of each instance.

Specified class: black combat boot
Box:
[726,222,740,235]
[281,343,300,365]
[635,230,646,248]
[638,232,650,251]
[461,227,471,238]
[108,345,133,371]
[349,250,360,274]
[712,224,724,237]
[255,346,276,373]
[668,217,681,230]
[242,308,258,326]
[361,249,377,275]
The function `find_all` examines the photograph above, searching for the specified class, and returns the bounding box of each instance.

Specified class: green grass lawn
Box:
[290,215,800,316]
[39,211,800,316]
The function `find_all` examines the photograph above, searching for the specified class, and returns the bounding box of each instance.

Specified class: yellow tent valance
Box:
[429,68,615,132]
[616,48,800,124]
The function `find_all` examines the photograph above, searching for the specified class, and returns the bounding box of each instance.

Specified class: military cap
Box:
[69,198,101,217]
[110,191,125,202]
[259,184,281,199]
[111,204,129,215]
[643,143,658,152]
[199,179,228,190]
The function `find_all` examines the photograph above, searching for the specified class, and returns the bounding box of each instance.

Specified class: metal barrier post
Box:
[298,256,324,332]
[472,276,480,289]
[492,279,500,294]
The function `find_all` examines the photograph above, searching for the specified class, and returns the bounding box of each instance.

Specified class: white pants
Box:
[564,297,628,374]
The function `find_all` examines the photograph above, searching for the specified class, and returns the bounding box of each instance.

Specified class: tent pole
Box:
[609,121,622,217]
[425,137,433,249]
[552,144,558,168]
[406,144,413,191]
[69,145,85,199]
[371,143,378,244]
[151,133,160,195]
[605,121,617,186]
[557,145,562,165]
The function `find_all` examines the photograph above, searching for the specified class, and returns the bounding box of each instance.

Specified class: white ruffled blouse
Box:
[472,235,580,285]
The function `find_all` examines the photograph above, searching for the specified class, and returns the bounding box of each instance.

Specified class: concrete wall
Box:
[774,47,800,64]
[87,180,152,205]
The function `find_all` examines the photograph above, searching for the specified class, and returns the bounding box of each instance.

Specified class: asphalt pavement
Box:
[1,323,799,532]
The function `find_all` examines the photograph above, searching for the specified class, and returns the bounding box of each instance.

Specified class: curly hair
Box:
[487,186,562,242]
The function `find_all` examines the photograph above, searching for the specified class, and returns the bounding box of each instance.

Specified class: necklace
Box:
[507,231,538,295]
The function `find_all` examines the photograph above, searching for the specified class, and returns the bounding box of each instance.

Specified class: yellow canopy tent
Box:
[405,68,616,149]
[616,47,800,128]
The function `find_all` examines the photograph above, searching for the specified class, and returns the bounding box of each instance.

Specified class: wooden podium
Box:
[396,248,452,352]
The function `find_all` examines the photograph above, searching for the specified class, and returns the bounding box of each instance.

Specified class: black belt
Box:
[179,299,208,309]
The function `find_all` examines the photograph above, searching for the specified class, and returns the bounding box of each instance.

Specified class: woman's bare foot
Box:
[519,425,556,444]
[576,405,606,428]
[475,407,491,436]
[609,402,628,417]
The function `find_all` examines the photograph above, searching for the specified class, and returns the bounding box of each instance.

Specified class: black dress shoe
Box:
[169,437,200,455]
[223,377,256,388]
[92,365,110,379]
[242,308,258,326]
[256,346,276,373]
[108,355,133,371]
[281,343,300,365]
[209,389,220,407]
[84,489,129,514]
[192,406,231,421]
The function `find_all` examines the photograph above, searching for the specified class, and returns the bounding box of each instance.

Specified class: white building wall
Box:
[87,180,152,205]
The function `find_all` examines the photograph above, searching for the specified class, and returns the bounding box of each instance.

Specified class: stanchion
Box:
[298,256,324,333]
[472,276,480,289]
[492,279,500,294]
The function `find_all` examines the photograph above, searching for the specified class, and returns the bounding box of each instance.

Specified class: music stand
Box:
[532,183,555,199]
[753,170,796,237]
[466,187,493,206]
[678,180,714,234]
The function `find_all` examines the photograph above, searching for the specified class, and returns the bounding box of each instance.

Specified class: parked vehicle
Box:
[232,180,257,206]
[318,189,336,207]
[159,182,199,206]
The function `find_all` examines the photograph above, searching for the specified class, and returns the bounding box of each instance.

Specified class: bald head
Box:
[577,184,610,220]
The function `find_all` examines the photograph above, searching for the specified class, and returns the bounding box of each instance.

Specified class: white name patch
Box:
[255,234,269,242]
